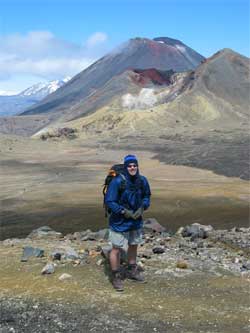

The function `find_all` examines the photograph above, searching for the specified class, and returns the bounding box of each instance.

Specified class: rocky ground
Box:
[1,222,250,332]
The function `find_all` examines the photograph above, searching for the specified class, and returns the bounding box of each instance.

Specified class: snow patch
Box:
[63,76,71,83]
[175,44,186,53]
[175,44,196,63]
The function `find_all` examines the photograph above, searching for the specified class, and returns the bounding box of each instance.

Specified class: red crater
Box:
[130,68,174,86]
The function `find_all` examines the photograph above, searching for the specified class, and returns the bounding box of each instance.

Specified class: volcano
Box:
[21,37,204,120]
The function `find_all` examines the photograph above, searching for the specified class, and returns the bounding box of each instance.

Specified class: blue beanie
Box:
[124,154,138,168]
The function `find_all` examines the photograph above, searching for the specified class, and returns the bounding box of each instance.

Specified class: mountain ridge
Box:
[40,47,248,140]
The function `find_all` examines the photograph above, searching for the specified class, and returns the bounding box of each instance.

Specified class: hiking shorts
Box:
[109,228,143,248]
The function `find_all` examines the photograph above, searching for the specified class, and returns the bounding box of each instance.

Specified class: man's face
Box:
[127,163,138,176]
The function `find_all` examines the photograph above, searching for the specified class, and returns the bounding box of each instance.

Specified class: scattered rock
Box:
[144,218,166,233]
[96,259,104,266]
[83,229,109,241]
[152,247,165,254]
[241,261,250,270]
[3,222,250,284]
[94,229,109,240]
[21,247,44,262]
[89,249,100,258]
[140,252,152,259]
[41,263,55,275]
[59,273,72,281]
[2,238,21,246]
[176,260,188,269]
[79,249,89,262]
[181,224,209,240]
[161,231,172,239]
[209,227,250,253]
[28,226,63,240]
[67,229,109,241]
[51,252,61,261]
[137,261,144,269]
[176,227,184,236]
[64,247,79,260]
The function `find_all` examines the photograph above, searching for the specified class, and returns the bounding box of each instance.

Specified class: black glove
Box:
[133,207,144,219]
[123,209,135,219]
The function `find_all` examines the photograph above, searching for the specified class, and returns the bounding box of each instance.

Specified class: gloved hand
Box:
[133,207,144,219]
[123,209,135,219]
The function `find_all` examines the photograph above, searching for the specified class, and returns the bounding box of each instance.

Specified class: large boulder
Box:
[143,218,166,233]
[180,223,213,240]
[27,226,63,239]
[21,246,44,262]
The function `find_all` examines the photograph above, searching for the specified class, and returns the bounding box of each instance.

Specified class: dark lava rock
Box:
[241,261,250,270]
[152,247,165,254]
[52,252,61,261]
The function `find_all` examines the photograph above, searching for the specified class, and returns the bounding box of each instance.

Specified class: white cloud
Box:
[8,57,93,78]
[86,32,108,48]
[0,30,109,90]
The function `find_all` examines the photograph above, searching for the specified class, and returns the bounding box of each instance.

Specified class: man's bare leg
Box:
[109,247,120,271]
[127,244,138,265]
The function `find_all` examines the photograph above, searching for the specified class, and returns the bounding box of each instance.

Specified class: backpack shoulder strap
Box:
[118,173,126,193]
[120,173,126,181]
[138,175,146,194]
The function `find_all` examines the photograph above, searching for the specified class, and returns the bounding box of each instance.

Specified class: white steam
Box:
[122,88,157,109]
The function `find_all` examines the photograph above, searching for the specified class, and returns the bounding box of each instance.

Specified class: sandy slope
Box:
[0,135,249,240]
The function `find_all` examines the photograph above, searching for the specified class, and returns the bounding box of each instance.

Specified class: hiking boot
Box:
[127,264,146,283]
[111,270,124,291]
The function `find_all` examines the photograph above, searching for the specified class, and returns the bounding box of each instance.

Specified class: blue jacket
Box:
[105,172,151,232]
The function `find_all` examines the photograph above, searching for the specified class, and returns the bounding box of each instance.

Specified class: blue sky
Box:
[0,0,249,93]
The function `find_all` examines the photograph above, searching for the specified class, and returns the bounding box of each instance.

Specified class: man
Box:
[105,154,151,291]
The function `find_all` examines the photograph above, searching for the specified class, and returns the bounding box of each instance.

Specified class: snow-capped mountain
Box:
[19,77,71,99]
[0,77,71,116]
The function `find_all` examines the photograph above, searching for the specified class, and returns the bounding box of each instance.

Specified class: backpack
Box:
[102,164,144,217]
